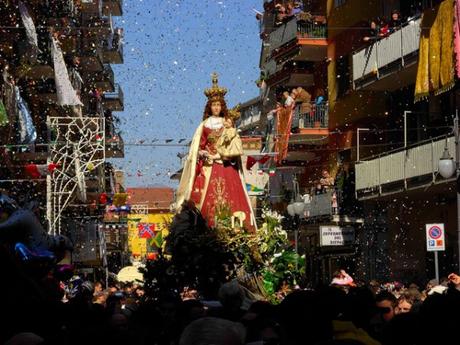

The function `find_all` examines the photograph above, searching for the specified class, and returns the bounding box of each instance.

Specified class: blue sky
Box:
[111,0,262,188]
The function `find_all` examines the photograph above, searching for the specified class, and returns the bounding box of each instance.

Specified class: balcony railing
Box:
[291,102,329,129]
[355,135,455,198]
[239,112,261,128]
[103,29,124,64]
[48,0,78,17]
[106,133,124,158]
[352,17,421,89]
[305,191,333,218]
[102,0,123,16]
[80,0,102,15]
[93,64,115,92]
[102,83,124,111]
[269,17,327,53]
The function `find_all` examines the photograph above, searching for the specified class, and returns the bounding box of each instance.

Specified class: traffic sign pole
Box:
[426,224,445,282]
[434,251,439,283]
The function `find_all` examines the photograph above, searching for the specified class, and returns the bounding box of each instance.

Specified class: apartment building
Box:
[0,0,124,269]
[254,0,457,284]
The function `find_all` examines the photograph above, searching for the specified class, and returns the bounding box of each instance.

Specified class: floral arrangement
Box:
[142,203,304,302]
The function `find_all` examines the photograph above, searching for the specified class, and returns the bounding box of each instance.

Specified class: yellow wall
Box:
[127,213,172,257]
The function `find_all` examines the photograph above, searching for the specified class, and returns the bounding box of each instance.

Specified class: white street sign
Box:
[426,223,445,252]
[320,226,355,247]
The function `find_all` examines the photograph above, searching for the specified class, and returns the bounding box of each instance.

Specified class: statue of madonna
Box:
[175,73,255,230]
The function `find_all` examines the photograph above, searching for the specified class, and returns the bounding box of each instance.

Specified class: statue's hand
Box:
[209,153,221,161]
[198,150,209,158]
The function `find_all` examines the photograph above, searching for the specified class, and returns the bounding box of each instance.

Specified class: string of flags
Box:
[24,163,59,179]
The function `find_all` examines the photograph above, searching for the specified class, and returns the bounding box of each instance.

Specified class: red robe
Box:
[190,126,253,230]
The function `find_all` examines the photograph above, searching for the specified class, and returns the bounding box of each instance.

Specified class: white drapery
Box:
[51,37,83,107]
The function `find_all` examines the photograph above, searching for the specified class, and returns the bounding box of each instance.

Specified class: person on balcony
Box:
[283,90,295,109]
[320,170,334,190]
[274,4,287,26]
[389,10,402,32]
[292,1,304,16]
[295,87,312,113]
[286,2,295,19]
[363,19,384,42]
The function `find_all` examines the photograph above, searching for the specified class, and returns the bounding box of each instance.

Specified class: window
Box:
[334,0,346,8]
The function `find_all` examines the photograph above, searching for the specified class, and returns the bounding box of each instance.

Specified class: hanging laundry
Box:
[51,37,83,107]
[18,1,39,61]
[0,100,8,127]
[2,72,16,127]
[15,86,37,145]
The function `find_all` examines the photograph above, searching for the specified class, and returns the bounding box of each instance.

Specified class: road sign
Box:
[426,224,445,252]
[320,226,355,246]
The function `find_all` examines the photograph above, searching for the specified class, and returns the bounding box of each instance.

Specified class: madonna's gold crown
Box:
[204,72,227,101]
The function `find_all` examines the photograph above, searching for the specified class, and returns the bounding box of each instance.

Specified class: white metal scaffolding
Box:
[46,116,105,235]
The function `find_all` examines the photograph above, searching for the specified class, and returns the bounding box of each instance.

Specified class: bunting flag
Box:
[51,37,83,107]
[269,167,276,176]
[24,163,59,179]
[18,1,39,52]
[138,223,155,239]
[0,100,8,127]
[246,154,270,170]
[150,231,164,248]
[246,183,264,193]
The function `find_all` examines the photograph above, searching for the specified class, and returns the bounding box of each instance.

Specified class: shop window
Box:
[334,0,346,8]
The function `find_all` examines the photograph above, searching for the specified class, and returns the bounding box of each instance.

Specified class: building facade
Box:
[252,0,458,285]
[0,0,125,269]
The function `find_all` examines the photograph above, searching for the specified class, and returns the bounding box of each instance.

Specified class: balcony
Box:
[103,30,124,64]
[304,190,335,218]
[92,64,115,92]
[80,47,104,72]
[352,17,421,91]
[269,16,327,62]
[355,135,455,199]
[106,134,125,159]
[102,0,123,16]
[48,0,78,18]
[292,103,328,131]
[80,0,102,15]
[102,83,124,111]
[239,112,261,129]
[265,66,314,88]
[85,16,113,38]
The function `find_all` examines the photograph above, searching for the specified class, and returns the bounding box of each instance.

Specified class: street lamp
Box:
[287,175,305,271]
[438,112,460,271]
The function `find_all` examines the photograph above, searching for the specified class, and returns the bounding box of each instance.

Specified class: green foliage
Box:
[142,203,305,302]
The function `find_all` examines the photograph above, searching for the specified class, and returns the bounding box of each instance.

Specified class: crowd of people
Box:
[362,10,406,43]
[4,266,460,345]
[273,1,305,27]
